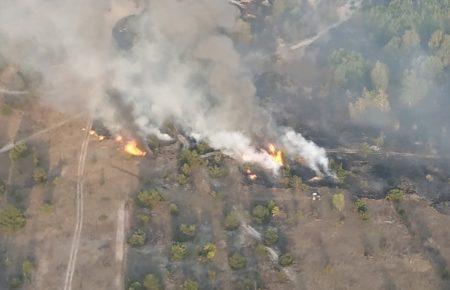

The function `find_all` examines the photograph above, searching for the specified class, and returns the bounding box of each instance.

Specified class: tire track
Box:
[63,118,92,290]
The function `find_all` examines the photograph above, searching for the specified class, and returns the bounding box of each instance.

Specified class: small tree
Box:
[0,205,26,232]
[199,242,216,262]
[251,205,270,224]
[355,199,369,221]
[183,279,199,290]
[228,252,247,270]
[332,193,345,212]
[137,189,164,209]
[128,229,146,247]
[386,189,404,202]
[279,254,294,267]
[143,274,161,290]
[224,211,240,231]
[171,243,188,261]
[263,227,279,246]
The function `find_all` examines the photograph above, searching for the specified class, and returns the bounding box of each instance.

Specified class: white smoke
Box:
[281,129,330,175]
[0,0,329,175]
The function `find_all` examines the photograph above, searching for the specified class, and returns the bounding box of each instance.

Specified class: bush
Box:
[332,193,345,212]
[263,227,279,246]
[0,205,26,232]
[355,199,369,221]
[330,160,348,183]
[143,274,161,290]
[128,229,146,247]
[33,167,47,183]
[9,143,28,161]
[179,149,202,167]
[386,188,404,202]
[224,211,240,231]
[279,254,294,267]
[137,213,150,225]
[0,180,5,195]
[183,279,199,290]
[22,259,34,281]
[228,252,247,270]
[251,205,270,224]
[177,173,189,185]
[137,189,164,209]
[198,242,216,262]
[171,243,188,261]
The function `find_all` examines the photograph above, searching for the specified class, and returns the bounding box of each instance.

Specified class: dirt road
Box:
[63,118,92,290]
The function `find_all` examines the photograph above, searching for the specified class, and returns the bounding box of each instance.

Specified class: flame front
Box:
[268,143,284,166]
[124,141,147,156]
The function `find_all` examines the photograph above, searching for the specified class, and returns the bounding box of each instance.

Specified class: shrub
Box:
[33,167,47,183]
[330,160,347,183]
[355,199,369,221]
[198,242,216,262]
[137,189,164,209]
[386,188,404,202]
[171,243,188,261]
[143,274,161,290]
[279,254,294,267]
[8,276,23,289]
[179,224,196,240]
[98,214,108,221]
[177,174,189,185]
[0,180,5,195]
[9,143,28,161]
[0,205,26,232]
[289,175,303,190]
[263,227,279,246]
[183,279,199,290]
[251,205,270,224]
[128,229,146,247]
[228,252,247,270]
[332,193,345,212]
[224,211,240,231]
[22,259,34,281]
[179,149,202,167]
[137,213,150,225]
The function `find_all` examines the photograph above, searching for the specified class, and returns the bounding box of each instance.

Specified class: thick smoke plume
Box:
[0,0,329,175]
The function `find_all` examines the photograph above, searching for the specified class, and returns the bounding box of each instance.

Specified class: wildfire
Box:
[124,140,147,156]
[88,129,106,141]
[246,169,257,180]
[268,143,284,166]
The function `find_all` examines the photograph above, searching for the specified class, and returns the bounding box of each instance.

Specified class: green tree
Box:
[329,49,368,89]
[0,205,26,232]
[128,229,146,247]
[171,243,188,261]
[386,189,404,202]
[136,189,164,209]
[371,61,389,91]
[199,242,216,262]
[251,205,270,225]
[263,227,279,246]
[400,69,428,106]
[128,281,143,290]
[355,199,369,221]
[143,274,161,290]
[183,279,199,290]
[228,252,247,270]
[224,211,240,231]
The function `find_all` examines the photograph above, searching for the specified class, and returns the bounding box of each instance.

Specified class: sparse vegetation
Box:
[332,193,345,212]
[128,229,146,247]
[171,243,189,261]
[228,252,247,270]
[0,205,26,232]
[386,188,405,202]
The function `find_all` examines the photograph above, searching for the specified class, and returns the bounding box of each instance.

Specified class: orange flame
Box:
[124,140,147,156]
[268,143,284,166]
